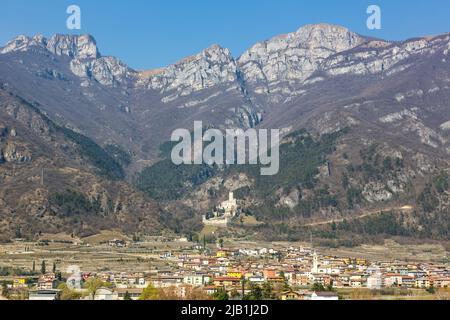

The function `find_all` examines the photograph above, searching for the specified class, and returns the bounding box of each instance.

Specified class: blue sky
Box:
[0,0,449,70]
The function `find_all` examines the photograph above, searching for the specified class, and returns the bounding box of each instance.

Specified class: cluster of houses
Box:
[4,244,448,300]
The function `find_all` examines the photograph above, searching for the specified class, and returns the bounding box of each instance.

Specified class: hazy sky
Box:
[0,0,449,70]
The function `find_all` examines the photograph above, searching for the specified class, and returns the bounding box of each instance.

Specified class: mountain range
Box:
[0,24,449,244]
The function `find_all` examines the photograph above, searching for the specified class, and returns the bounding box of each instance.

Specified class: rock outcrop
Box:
[71,55,136,87]
[1,33,135,87]
[1,143,32,163]
[321,34,450,77]
[138,44,239,94]
[1,34,99,59]
[46,34,99,59]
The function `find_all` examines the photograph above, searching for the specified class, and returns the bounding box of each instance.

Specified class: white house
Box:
[367,272,383,290]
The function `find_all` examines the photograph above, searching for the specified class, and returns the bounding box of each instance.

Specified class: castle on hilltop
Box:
[202,192,238,226]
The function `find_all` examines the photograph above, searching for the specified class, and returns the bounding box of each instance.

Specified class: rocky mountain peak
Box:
[1,33,137,88]
[201,44,233,63]
[46,34,100,59]
[1,33,100,60]
[237,23,367,89]
[1,34,48,54]
[138,43,238,94]
[294,23,365,50]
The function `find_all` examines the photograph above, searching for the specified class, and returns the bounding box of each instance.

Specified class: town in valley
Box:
[1,192,449,301]
[1,234,448,301]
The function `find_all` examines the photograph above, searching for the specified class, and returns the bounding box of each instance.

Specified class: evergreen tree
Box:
[262,282,274,300]
[213,288,229,300]
[123,291,132,300]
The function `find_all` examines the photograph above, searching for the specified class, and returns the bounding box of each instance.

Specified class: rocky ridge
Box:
[1,24,449,160]
[2,24,450,95]
[2,24,449,108]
